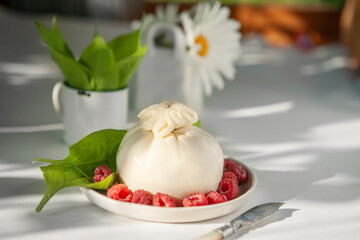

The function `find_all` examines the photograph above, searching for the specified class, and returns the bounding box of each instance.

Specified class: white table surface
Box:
[1,7,360,240]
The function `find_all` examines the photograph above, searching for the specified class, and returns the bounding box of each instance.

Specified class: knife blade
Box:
[195,202,284,240]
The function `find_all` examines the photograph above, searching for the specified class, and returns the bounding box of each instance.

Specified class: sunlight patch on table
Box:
[313,173,360,186]
[249,154,317,171]
[251,199,360,239]
[0,60,60,85]
[229,118,360,161]
[300,56,355,76]
[235,51,285,66]
[0,165,43,179]
[221,101,294,118]
[306,118,360,150]
[0,61,59,76]
[0,163,21,171]
[229,142,308,160]
[0,123,63,133]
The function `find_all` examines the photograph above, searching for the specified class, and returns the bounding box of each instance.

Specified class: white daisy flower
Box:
[131,4,179,40]
[180,1,241,110]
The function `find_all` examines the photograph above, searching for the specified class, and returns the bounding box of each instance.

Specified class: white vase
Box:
[135,23,187,111]
[52,82,128,145]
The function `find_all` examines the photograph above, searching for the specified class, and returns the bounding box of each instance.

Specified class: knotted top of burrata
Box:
[116,101,223,201]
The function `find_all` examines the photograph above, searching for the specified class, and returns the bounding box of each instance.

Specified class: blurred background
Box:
[0,0,358,72]
[0,0,347,44]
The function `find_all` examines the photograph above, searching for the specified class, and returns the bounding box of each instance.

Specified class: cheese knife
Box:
[195,202,284,240]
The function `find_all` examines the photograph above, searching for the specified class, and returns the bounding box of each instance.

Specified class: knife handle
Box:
[193,230,224,240]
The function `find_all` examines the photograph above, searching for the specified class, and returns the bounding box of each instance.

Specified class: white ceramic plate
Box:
[80,161,256,223]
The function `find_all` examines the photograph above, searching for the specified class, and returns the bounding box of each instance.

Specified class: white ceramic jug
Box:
[52,82,128,145]
[135,22,186,112]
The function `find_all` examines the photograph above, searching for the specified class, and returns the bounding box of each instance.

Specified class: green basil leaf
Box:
[34,17,74,59]
[89,172,117,189]
[107,26,141,62]
[35,165,117,212]
[193,120,201,128]
[34,129,127,212]
[49,48,92,90]
[79,35,118,91]
[35,17,146,91]
[116,45,147,89]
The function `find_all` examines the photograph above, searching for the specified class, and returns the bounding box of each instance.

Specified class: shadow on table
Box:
[228,208,298,240]
[0,185,139,239]
[223,141,360,203]
[206,71,360,204]
[203,71,360,226]
[231,128,360,203]
[2,204,107,239]
[0,177,44,198]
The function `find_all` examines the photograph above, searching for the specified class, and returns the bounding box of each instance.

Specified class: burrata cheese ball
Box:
[116,101,223,201]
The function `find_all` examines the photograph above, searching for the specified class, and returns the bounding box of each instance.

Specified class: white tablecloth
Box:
[1,7,360,240]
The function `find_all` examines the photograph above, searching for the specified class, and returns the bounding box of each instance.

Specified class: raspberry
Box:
[223,158,235,172]
[182,193,209,207]
[222,171,238,184]
[228,163,248,183]
[153,193,176,207]
[206,191,227,204]
[93,165,112,182]
[217,179,239,200]
[131,189,153,205]
[107,184,133,202]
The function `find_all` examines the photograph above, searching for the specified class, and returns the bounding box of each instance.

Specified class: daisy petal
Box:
[180,1,241,100]
[199,66,213,96]
[208,67,225,90]
[156,5,165,19]
[208,2,221,20]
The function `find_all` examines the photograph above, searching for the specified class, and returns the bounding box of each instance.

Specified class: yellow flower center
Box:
[195,35,208,57]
